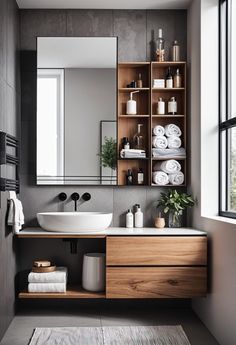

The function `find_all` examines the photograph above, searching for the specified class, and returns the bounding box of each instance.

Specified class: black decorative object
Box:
[82,192,91,201]
[58,192,67,201]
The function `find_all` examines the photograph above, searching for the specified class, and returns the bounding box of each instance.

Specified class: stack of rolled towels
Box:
[152,124,186,158]
[28,267,68,293]
[153,159,184,185]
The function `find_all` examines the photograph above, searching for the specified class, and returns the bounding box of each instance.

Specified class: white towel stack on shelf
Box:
[153,159,184,186]
[152,124,184,154]
[120,149,146,158]
[28,267,68,293]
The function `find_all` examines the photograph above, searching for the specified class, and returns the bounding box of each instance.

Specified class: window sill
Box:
[202,215,236,225]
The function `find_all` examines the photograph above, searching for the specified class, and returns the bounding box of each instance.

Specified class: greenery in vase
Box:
[157,189,195,217]
[99,137,117,183]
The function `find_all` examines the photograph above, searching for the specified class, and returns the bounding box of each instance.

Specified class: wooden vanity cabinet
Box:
[106,236,207,299]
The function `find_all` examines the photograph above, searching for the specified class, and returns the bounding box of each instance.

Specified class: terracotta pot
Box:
[154,217,165,229]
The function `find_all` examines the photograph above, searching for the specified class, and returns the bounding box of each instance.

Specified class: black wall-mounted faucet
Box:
[71,192,80,211]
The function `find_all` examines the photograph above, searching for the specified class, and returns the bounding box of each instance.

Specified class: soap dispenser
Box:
[134,204,143,228]
[126,90,139,115]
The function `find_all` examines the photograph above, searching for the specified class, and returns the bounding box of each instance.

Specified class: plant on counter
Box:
[157,189,195,228]
[99,137,117,184]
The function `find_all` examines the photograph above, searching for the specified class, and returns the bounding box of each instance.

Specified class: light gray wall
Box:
[188,1,236,344]
[0,0,20,340]
[65,68,116,178]
[20,9,187,228]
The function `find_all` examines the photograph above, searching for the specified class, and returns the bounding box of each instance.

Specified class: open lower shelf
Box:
[18,286,106,299]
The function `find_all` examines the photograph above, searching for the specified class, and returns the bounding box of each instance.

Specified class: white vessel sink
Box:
[37,212,113,233]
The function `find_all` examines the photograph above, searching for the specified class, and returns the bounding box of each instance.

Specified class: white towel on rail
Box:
[7,191,24,234]
[165,124,182,137]
[152,136,168,149]
[153,159,181,174]
[167,136,182,149]
[152,125,165,137]
[169,172,185,185]
[152,171,169,185]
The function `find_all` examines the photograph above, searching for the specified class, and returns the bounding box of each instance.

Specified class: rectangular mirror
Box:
[36,37,117,185]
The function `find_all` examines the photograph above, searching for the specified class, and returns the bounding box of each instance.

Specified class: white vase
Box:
[82,253,106,292]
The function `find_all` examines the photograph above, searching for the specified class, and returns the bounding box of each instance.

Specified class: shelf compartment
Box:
[118,91,150,116]
[18,286,106,299]
[118,63,150,89]
[152,91,185,116]
[118,159,150,186]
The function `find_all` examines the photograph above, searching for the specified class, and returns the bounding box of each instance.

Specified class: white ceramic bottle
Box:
[157,97,165,115]
[126,90,139,115]
[134,205,143,228]
[126,209,134,228]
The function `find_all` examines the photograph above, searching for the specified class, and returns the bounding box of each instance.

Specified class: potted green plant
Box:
[157,189,195,228]
[99,137,117,184]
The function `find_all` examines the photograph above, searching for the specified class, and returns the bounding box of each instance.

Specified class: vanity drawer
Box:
[106,267,207,298]
[106,236,207,266]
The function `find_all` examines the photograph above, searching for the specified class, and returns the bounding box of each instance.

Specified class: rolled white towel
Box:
[152,171,169,185]
[152,136,168,149]
[165,124,182,137]
[169,171,185,185]
[28,267,68,284]
[153,159,181,173]
[28,283,66,293]
[152,125,165,137]
[167,136,182,149]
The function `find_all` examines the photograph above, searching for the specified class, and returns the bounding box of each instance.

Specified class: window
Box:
[220,0,236,217]
[37,69,64,183]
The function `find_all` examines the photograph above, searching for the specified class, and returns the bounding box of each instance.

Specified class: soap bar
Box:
[33,260,51,268]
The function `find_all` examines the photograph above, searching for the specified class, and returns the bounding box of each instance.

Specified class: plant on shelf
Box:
[157,189,195,228]
[98,137,117,184]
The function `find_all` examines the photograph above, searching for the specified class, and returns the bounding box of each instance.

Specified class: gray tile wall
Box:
[18,8,187,300]
[19,8,187,228]
[0,0,20,340]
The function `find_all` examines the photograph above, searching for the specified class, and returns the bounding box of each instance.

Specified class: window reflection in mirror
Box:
[36,37,117,185]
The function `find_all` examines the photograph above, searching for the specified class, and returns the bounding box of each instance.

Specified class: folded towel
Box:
[28,267,68,284]
[165,124,182,137]
[7,191,24,234]
[167,136,182,149]
[152,125,165,137]
[28,283,66,293]
[152,148,186,158]
[152,171,169,185]
[153,159,181,173]
[152,136,168,149]
[169,171,185,185]
[120,149,146,158]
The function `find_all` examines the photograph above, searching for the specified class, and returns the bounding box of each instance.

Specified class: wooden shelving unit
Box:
[19,286,105,299]
[117,61,186,187]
